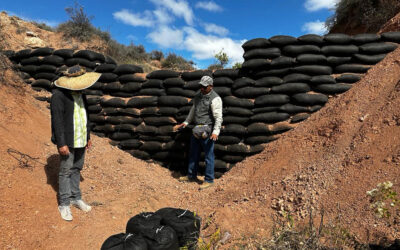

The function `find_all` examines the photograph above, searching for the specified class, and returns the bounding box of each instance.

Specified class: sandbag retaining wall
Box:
[5,32,400,177]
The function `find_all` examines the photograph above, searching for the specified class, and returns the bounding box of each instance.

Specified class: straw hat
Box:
[54,65,101,91]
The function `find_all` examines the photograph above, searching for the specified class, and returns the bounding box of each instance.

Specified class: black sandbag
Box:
[296,54,327,65]
[243,47,281,60]
[352,53,386,64]
[282,45,321,55]
[19,72,31,80]
[119,74,146,83]
[213,87,232,97]
[271,83,310,94]
[140,107,159,116]
[335,74,361,83]
[292,93,328,105]
[163,77,185,87]
[226,144,251,154]
[219,155,244,164]
[21,65,37,74]
[293,65,332,75]
[242,38,271,51]
[247,122,270,134]
[114,64,144,75]
[359,42,398,54]
[269,35,297,46]
[222,124,247,136]
[181,70,212,81]
[212,69,239,79]
[321,45,359,55]
[86,96,101,105]
[144,117,177,126]
[142,136,172,143]
[140,141,163,152]
[30,47,54,57]
[13,49,32,61]
[65,57,97,68]
[42,55,64,66]
[147,70,179,79]
[310,75,336,85]
[283,73,311,83]
[21,56,41,65]
[157,125,175,135]
[334,64,370,74]
[218,135,241,145]
[223,116,250,124]
[127,96,158,108]
[326,56,352,65]
[155,208,201,248]
[270,56,295,68]
[313,83,352,94]
[298,34,324,45]
[100,233,148,250]
[112,91,135,98]
[73,50,105,62]
[310,105,323,112]
[381,31,400,43]
[92,124,114,133]
[253,67,291,78]
[141,226,179,250]
[99,73,119,83]
[126,212,163,235]
[252,106,280,114]
[323,33,352,44]
[223,96,254,108]
[36,64,57,73]
[255,76,283,87]
[233,87,270,98]
[159,96,189,107]
[127,149,150,160]
[2,50,15,59]
[95,64,117,73]
[290,113,311,123]
[178,105,192,115]
[166,88,196,98]
[223,107,253,116]
[139,88,166,96]
[105,55,117,65]
[245,135,278,145]
[121,82,142,92]
[136,124,158,134]
[242,58,271,69]
[232,77,256,89]
[255,94,290,106]
[101,107,121,115]
[88,113,106,123]
[53,49,74,58]
[110,132,133,140]
[87,104,102,113]
[101,97,126,107]
[83,89,103,96]
[107,116,142,125]
[142,79,164,89]
[32,79,52,89]
[213,77,234,87]
[103,82,122,92]
[119,108,141,116]
[184,80,201,90]
[279,103,309,113]
[250,112,290,123]
[34,72,57,81]
[119,139,142,149]
[352,33,381,44]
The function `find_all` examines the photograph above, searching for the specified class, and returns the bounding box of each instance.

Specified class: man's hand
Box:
[173,123,186,132]
[58,145,70,156]
[86,139,92,151]
[210,133,218,141]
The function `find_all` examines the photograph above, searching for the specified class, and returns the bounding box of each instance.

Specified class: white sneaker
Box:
[58,205,73,221]
[71,200,92,212]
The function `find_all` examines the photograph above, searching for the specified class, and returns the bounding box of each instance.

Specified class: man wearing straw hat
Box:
[50,65,101,221]
[174,75,223,190]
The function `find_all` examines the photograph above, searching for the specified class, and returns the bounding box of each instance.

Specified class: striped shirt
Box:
[71,92,87,148]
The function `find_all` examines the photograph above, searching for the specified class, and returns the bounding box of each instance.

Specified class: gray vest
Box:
[193,90,220,125]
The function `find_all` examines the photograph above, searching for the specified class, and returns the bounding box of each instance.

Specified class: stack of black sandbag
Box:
[101,208,201,250]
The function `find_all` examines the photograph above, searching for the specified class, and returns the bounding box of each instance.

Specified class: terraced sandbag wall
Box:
[4,31,400,177]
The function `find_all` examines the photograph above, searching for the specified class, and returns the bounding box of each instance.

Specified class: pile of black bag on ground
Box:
[101,207,201,250]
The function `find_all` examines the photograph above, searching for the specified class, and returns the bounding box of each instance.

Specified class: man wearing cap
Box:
[174,75,223,190]
[50,66,100,221]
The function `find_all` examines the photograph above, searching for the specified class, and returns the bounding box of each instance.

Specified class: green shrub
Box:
[232,62,242,69]
[150,50,164,61]
[31,21,54,32]
[161,53,194,71]
[207,63,223,71]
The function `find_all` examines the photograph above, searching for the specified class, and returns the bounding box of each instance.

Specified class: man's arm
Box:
[210,97,223,138]
[173,105,195,131]
[50,90,66,148]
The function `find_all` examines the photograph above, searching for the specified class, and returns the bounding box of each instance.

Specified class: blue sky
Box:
[1,0,339,69]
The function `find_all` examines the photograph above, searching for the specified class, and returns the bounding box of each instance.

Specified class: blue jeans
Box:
[187,135,215,183]
[58,148,85,206]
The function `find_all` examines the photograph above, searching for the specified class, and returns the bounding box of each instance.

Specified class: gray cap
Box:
[199,75,213,87]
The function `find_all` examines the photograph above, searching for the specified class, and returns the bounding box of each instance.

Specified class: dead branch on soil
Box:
[7,148,45,170]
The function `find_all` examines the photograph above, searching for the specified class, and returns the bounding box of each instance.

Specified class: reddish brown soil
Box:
[1,11,400,250]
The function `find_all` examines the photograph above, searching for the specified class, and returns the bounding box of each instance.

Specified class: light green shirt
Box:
[71,92,87,148]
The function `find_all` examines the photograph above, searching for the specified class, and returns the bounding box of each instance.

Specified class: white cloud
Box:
[304,0,339,12]
[147,26,184,48]
[153,9,174,25]
[149,0,194,25]
[195,1,223,12]
[183,27,244,65]
[302,20,327,35]
[203,23,229,36]
[113,9,154,27]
